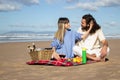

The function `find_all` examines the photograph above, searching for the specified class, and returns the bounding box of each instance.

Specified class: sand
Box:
[0,39,120,80]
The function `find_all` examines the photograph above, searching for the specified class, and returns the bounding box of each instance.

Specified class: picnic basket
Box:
[29,48,53,61]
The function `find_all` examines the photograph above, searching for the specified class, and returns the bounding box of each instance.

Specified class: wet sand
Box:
[0,39,120,80]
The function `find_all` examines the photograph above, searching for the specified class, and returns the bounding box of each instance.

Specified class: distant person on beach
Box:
[73,14,110,61]
[51,17,93,60]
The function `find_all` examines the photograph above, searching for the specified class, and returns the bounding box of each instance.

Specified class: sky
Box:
[0,0,120,35]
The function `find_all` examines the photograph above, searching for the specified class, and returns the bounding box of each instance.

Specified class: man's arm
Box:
[102,39,108,47]
[100,39,109,58]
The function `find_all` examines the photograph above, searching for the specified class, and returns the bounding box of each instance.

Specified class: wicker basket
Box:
[29,49,53,61]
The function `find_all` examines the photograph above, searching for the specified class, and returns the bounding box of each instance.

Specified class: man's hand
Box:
[100,46,107,58]
[100,40,108,59]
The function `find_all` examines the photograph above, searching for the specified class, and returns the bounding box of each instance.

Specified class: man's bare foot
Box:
[101,58,109,62]
[93,57,101,62]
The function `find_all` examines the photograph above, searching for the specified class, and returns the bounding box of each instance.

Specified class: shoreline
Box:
[0,38,120,43]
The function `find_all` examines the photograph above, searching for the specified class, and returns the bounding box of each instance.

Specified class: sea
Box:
[0,31,54,43]
[0,30,120,43]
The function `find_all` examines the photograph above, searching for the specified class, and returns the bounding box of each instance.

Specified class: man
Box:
[73,14,110,61]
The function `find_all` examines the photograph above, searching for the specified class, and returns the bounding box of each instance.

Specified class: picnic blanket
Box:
[26,58,97,66]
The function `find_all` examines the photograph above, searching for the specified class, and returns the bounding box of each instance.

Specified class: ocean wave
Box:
[105,34,120,39]
[0,31,120,43]
[0,32,54,43]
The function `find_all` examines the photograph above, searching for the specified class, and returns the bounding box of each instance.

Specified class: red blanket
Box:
[26,59,97,66]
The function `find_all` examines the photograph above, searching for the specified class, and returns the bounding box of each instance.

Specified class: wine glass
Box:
[59,54,66,58]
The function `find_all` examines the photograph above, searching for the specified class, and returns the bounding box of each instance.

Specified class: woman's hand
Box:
[81,20,94,40]
[52,47,60,60]
[89,20,94,29]
[52,52,61,60]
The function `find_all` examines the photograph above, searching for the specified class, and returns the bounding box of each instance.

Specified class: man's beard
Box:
[81,26,89,31]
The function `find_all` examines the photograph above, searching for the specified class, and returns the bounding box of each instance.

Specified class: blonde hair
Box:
[54,17,69,43]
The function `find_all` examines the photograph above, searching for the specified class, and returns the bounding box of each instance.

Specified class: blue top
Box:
[51,29,81,58]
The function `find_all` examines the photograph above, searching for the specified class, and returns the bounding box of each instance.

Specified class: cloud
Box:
[107,21,119,27]
[46,0,78,4]
[103,21,119,28]
[66,0,79,3]
[65,0,120,11]
[65,2,97,11]
[46,0,56,3]
[0,4,20,11]
[46,0,63,4]
[9,23,55,29]
[0,0,39,12]
[9,24,37,28]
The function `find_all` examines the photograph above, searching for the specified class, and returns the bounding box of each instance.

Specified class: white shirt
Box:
[77,27,105,50]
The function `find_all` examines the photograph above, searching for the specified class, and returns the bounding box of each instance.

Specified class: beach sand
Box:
[0,39,120,80]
